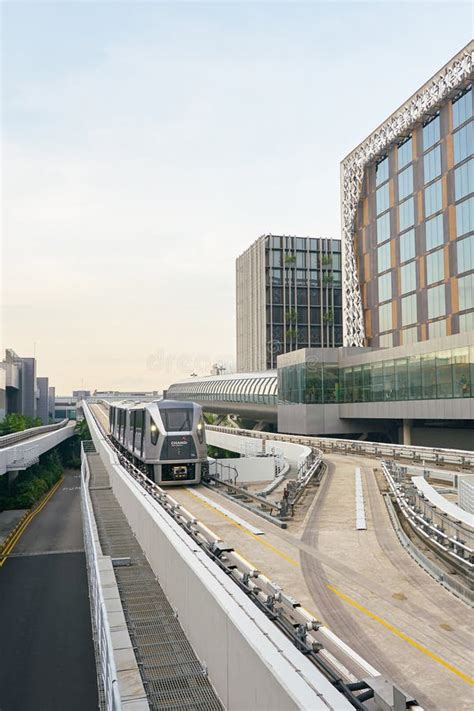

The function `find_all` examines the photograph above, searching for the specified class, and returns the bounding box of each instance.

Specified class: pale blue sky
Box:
[2,1,472,392]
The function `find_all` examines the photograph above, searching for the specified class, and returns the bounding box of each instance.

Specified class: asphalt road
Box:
[0,471,98,711]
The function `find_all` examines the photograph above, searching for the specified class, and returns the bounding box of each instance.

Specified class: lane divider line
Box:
[327,584,474,686]
[0,476,64,567]
[186,488,299,566]
[187,487,264,535]
[184,488,473,686]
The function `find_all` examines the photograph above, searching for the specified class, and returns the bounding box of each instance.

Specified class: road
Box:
[0,470,98,711]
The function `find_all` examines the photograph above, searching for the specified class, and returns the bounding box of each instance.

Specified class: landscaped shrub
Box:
[0,450,64,511]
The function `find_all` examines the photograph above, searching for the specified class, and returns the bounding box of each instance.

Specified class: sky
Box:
[1,1,472,393]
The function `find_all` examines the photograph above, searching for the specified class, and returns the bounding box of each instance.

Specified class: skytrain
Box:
[108,399,207,485]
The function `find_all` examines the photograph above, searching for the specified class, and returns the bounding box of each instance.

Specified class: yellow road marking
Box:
[327,585,474,686]
[0,476,64,567]
[186,488,299,566]
[186,489,473,686]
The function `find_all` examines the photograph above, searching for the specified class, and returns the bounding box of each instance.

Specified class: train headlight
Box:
[197,419,204,443]
[150,422,159,445]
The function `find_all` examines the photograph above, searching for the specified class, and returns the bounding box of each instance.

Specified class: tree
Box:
[0,413,42,436]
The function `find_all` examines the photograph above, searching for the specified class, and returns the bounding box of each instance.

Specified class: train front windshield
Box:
[160,407,193,432]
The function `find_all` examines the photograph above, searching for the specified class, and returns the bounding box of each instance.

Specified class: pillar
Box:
[402,419,412,446]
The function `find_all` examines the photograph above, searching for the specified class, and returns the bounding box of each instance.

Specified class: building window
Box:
[454,159,474,200]
[296,252,306,268]
[424,145,441,184]
[453,121,474,165]
[272,305,283,323]
[332,253,341,270]
[429,319,446,339]
[427,283,446,319]
[271,268,282,285]
[376,183,390,215]
[423,114,440,150]
[459,311,474,332]
[401,293,417,326]
[425,213,444,250]
[400,261,416,294]
[459,272,474,311]
[424,179,442,217]
[271,250,282,267]
[456,197,474,237]
[398,166,413,201]
[426,249,444,284]
[452,86,472,129]
[399,197,414,232]
[401,326,418,345]
[398,137,412,170]
[379,303,392,332]
[399,229,415,262]
[377,212,391,244]
[378,272,392,302]
[457,235,474,274]
[377,242,391,273]
[376,156,389,186]
[379,333,393,348]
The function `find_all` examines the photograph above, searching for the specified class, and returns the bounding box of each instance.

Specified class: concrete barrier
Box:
[265,439,312,469]
[84,404,352,711]
[212,456,275,483]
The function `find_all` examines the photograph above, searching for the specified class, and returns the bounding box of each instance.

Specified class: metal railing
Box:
[80,442,122,711]
[0,419,70,449]
[381,461,473,581]
[206,425,474,468]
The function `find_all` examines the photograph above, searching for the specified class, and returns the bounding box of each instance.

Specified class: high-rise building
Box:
[236,235,343,371]
[341,41,473,348]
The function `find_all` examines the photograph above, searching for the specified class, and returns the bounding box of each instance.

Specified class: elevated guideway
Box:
[0,419,76,476]
[85,405,430,709]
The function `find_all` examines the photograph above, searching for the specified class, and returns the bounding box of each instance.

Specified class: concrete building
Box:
[73,390,91,399]
[55,397,78,421]
[342,41,473,349]
[36,377,50,424]
[48,386,56,421]
[0,349,56,424]
[236,235,343,371]
[3,349,37,419]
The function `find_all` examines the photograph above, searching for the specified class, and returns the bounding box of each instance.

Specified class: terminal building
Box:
[236,235,343,371]
[342,42,473,348]
[168,44,474,449]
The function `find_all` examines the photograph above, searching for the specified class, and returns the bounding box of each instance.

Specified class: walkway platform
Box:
[86,451,223,711]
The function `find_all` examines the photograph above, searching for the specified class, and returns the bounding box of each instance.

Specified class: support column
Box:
[7,470,19,485]
[402,419,412,446]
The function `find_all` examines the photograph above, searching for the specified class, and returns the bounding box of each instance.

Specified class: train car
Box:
[108,399,207,485]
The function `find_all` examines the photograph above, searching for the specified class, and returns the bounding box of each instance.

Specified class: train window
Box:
[160,407,192,432]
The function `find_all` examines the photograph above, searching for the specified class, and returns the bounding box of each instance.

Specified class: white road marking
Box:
[355,468,367,530]
[187,488,264,535]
